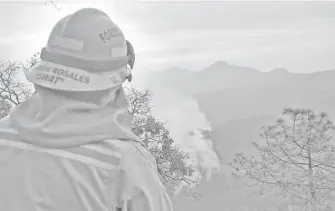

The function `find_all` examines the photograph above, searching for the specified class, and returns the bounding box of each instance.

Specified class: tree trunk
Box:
[308,145,317,211]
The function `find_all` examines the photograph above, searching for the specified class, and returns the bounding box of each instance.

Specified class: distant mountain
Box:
[211,114,276,162]
[141,60,262,96]
[142,61,335,128]
[194,69,335,128]
[134,61,335,210]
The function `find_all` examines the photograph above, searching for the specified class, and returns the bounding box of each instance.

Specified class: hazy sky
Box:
[1,0,335,73]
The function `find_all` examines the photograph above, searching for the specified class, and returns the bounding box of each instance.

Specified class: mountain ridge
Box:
[162,60,335,75]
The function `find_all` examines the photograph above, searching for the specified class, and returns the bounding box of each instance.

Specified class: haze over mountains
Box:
[143,61,335,157]
[134,61,335,210]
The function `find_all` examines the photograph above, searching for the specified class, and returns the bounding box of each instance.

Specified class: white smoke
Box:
[149,87,220,182]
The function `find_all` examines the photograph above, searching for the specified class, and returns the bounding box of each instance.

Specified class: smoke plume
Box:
[149,87,220,181]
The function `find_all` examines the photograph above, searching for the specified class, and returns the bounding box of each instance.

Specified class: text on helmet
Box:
[99,28,123,44]
[36,65,90,84]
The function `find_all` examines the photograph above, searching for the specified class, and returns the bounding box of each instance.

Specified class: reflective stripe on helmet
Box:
[40,47,129,72]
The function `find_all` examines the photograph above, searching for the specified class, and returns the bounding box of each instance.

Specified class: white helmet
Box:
[26,8,135,92]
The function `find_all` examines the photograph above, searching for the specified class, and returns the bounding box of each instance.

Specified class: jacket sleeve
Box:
[108,141,174,211]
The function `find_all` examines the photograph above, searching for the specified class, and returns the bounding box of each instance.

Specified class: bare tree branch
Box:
[125,87,199,196]
[231,108,335,210]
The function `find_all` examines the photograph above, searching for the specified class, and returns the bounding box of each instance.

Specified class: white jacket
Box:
[0,127,173,211]
[0,89,173,211]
